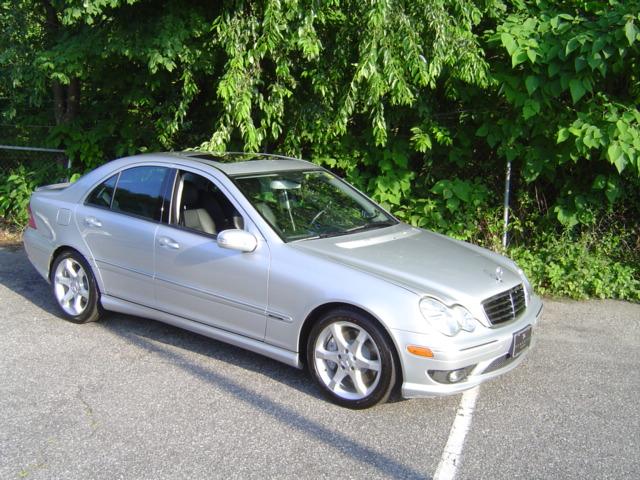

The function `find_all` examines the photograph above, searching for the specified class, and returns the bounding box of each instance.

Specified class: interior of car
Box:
[173,172,244,235]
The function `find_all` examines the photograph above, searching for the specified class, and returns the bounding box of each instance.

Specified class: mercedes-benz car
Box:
[23,152,542,409]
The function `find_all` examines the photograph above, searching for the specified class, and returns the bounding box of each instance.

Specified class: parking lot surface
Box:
[1,247,639,479]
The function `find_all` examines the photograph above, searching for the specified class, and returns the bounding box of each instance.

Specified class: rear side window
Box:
[86,174,118,208]
[111,166,171,221]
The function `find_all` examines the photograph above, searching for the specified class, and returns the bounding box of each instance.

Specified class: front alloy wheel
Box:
[307,309,396,409]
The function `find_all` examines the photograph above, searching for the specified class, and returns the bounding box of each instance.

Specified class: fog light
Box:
[428,365,475,384]
[448,369,466,383]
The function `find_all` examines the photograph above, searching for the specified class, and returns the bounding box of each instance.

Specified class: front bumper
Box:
[396,295,543,398]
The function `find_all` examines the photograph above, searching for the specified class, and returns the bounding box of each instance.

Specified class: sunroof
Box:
[185,151,303,163]
[188,153,224,161]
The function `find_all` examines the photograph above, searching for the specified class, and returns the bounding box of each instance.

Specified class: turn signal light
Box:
[407,345,434,358]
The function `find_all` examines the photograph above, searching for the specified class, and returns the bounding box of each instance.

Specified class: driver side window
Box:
[171,171,244,236]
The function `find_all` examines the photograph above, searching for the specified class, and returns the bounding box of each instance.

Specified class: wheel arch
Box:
[48,244,104,323]
[298,302,403,386]
[48,245,102,291]
[49,245,81,279]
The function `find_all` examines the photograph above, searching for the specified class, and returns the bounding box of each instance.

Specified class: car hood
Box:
[291,224,522,303]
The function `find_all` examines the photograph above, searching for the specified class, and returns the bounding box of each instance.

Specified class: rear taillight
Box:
[27,204,37,229]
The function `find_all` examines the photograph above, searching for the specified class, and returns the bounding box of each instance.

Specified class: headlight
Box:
[419,298,477,336]
[516,267,532,303]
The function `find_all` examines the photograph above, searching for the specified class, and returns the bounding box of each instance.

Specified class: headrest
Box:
[181,180,200,208]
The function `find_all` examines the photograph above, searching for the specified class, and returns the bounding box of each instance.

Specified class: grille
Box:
[482,284,526,326]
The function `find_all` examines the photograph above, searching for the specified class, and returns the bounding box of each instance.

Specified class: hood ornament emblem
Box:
[494,267,504,283]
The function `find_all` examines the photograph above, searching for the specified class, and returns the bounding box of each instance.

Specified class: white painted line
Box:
[433,386,480,480]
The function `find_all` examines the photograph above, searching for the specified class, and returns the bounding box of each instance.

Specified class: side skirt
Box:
[100,294,302,369]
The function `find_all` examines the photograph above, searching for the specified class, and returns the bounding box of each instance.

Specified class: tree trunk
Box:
[42,0,81,126]
[42,0,81,168]
[52,77,80,125]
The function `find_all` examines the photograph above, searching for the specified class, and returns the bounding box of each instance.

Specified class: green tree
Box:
[203,0,491,210]
[474,0,640,227]
[1,0,221,163]
[1,0,638,298]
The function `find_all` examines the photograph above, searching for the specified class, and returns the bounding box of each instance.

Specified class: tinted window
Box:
[112,166,171,221]
[86,174,118,208]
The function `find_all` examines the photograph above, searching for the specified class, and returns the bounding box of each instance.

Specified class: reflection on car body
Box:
[24,152,543,409]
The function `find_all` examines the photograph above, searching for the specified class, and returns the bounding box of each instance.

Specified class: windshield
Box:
[233,170,397,241]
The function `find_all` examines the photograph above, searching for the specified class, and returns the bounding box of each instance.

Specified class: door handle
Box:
[84,216,102,228]
[158,236,180,250]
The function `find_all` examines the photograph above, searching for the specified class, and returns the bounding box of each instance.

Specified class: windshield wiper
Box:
[343,220,397,234]
[293,220,396,242]
[295,230,343,241]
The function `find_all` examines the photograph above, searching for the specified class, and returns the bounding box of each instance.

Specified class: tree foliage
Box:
[479,0,640,227]
[2,0,220,164]
[202,0,491,211]
[1,0,639,299]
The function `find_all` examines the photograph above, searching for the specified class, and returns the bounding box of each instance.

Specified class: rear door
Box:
[77,165,173,306]
[153,168,269,340]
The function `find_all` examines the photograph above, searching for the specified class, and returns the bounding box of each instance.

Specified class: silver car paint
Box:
[154,223,270,340]
[78,203,158,306]
[23,152,543,398]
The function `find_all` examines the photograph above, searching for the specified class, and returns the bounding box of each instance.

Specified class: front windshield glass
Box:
[233,170,397,241]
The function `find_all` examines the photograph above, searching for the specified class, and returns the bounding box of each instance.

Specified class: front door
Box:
[153,169,269,340]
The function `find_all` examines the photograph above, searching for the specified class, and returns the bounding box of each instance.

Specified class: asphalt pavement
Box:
[1,247,638,479]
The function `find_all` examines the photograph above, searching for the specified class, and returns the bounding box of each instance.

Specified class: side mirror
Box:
[217,229,258,253]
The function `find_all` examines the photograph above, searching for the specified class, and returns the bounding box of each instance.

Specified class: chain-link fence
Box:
[0,145,71,228]
[0,145,69,181]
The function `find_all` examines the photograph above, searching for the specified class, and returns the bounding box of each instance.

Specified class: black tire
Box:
[306,308,397,409]
[50,250,103,324]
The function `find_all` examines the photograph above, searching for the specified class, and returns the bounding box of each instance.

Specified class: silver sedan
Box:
[24,152,542,409]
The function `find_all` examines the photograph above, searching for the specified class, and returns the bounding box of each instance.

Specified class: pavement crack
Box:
[76,385,99,436]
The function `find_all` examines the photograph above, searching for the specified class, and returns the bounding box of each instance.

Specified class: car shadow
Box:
[1,248,425,478]
[0,247,405,402]
[100,310,406,403]
[101,309,318,398]
[0,246,60,312]
[0,247,319,399]
[101,317,428,478]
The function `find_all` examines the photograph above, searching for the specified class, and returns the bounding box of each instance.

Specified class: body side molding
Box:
[100,295,302,369]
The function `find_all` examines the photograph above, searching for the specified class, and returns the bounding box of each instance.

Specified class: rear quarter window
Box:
[86,174,118,208]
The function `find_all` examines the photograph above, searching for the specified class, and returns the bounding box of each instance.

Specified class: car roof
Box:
[135,151,318,176]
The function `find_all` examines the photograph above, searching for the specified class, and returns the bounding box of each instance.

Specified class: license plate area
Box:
[510,325,532,358]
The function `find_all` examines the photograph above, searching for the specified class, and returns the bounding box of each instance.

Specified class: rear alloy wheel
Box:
[307,309,396,409]
[51,251,103,324]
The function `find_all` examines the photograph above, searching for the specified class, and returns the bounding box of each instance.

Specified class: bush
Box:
[0,164,68,227]
[1,161,638,302]
[510,229,639,302]
[395,177,505,251]
[0,165,39,227]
